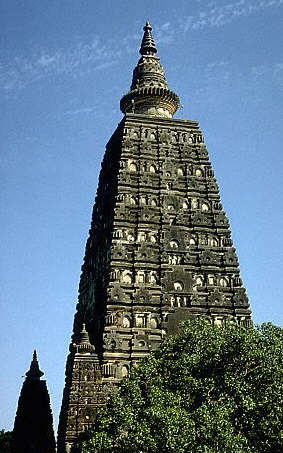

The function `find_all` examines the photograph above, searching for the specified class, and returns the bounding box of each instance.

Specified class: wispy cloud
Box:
[63,106,96,116]
[155,22,175,45]
[1,0,282,94]
[204,60,236,82]
[0,38,121,93]
[198,58,283,92]
[251,61,283,79]
[180,0,283,32]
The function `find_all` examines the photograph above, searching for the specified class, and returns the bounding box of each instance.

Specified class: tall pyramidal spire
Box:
[58,21,251,452]
[12,351,56,453]
[120,21,179,117]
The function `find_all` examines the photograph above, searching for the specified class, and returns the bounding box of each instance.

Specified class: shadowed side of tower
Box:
[58,22,251,452]
[12,351,56,453]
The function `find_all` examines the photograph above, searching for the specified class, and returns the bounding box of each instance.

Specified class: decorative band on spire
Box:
[120,21,180,118]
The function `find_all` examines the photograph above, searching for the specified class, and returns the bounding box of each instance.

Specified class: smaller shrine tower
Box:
[12,351,56,453]
[58,325,104,453]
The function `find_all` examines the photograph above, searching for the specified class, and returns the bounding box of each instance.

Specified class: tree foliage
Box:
[0,430,12,453]
[73,320,283,453]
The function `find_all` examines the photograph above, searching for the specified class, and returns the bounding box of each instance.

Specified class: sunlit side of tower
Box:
[58,22,251,452]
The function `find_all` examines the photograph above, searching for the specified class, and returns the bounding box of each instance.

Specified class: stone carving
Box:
[214,212,229,227]
[59,21,252,453]
[200,250,221,265]
[223,249,239,266]
[159,129,171,144]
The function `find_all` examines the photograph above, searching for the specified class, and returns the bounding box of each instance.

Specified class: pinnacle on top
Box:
[74,323,96,354]
[140,21,157,55]
[120,21,180,118]
[78,323,91,345]
[25,350,44,381]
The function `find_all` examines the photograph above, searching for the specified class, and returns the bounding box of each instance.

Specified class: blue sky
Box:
[1,0,283,433]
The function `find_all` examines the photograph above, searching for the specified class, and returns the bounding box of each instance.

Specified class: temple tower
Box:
[12,351,56,453]
[58,22,251,452]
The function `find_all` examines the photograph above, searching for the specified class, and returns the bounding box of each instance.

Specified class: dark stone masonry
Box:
[57,22,252,452]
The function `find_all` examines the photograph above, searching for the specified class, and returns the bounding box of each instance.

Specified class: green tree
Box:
[0,430,12,453]
[73,320,283,453]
